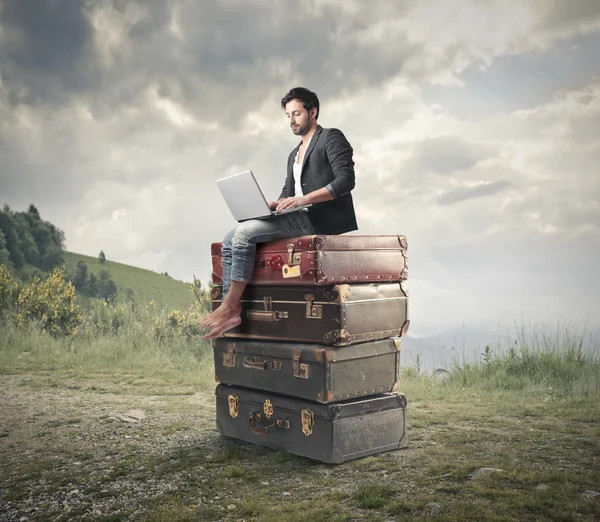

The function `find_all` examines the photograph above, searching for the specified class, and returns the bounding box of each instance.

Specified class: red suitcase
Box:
[211,234,408,286]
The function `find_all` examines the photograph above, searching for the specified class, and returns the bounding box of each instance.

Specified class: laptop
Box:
[216,170,311,222]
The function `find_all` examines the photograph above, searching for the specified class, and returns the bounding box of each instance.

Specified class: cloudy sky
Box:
[1,0,599,341]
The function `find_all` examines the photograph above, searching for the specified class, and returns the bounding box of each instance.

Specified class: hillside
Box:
[63,251,196,312]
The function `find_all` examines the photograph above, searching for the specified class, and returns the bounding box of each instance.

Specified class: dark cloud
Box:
[1,1,419,122]
[416,136,490,174]
[0,0,97,103]
[437,179,512,205]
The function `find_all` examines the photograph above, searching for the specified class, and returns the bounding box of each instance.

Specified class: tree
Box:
[87,273,99,297]
[30,222,53,256]
[99,250,106,264]
[39,244,64,271]
[73,261,88,291]
[19,232,40,265]
[125,286,136,302]
[28,204,41,220]
[48,223,65,250]
[0,210,23,268]
[97,268,117,302]
[101,279,117,303]
[0,230,10,266]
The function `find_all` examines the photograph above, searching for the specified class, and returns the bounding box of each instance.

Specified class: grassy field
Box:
[1,319,599,521]
[63,251,197,312]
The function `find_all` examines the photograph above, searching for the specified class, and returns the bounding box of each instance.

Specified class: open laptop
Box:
[216,170,311,222]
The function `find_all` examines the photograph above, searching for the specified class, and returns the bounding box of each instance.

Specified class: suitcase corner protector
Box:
[401,320,410,336]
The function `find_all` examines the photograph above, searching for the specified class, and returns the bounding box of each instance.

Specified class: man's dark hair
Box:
[281,87,320,119]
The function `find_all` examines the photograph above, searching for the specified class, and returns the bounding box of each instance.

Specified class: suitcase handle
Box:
[246,310,289,322]
[248,412,290,436]
[243,357,283,371]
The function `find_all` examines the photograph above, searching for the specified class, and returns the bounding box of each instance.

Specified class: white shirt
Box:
[293,135,313,198]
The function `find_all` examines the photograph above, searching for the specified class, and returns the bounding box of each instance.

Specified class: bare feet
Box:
[202,314,242,340]
[198,303,241,328]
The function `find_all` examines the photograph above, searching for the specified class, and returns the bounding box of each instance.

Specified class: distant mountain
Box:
[402,324,517,372]
[402,322,600,373]
[63,252,196,311]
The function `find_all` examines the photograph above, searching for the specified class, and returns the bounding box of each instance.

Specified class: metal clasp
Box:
[304,294,322,319]
[287,244,302,265]
[228,394,239,418]
[301,409,314,436]
[223,343,236,367]
[293,349,310,379]
[264,399,273,419]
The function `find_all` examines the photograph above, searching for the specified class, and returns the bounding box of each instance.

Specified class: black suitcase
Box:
[211,282,410,346]
[213,337,402,403]
[216,384,407,464]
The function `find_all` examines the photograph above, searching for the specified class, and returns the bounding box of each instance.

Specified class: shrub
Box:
[15,268,83,337]
[0,264,18,311]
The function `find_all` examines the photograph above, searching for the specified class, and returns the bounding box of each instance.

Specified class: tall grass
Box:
[453,322,599,398]
[404,321,600,401]
[0,299,215,389]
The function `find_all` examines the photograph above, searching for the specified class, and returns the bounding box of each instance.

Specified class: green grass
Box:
[0,321,215,390]
[63,251,197,311]
[353,483,396,509]
[1,320,599,521]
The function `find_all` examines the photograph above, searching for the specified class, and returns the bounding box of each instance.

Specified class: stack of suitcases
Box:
[210,235,410,464]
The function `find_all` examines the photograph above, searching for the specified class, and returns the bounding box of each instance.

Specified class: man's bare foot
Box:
[198,303,241,328]
[202,314,242,340]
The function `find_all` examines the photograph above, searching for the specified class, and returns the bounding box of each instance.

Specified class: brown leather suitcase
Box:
[216,384,407,464]
[213,337,402,403]
[211,282,410,346]
[211,234,408,286]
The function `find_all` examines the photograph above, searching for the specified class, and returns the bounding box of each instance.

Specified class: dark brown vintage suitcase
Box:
[211,282,410,345]
[213,337,402,403]
[216,384,407,464]
[211,234,408,286]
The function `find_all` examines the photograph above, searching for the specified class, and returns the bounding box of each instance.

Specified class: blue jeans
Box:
[221,211,315,295]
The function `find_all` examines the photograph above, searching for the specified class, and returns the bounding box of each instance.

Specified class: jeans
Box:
[221,211,315,296]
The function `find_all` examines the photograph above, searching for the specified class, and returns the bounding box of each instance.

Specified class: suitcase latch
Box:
[287,244,302,266]
[304,294,322,319]
[263,399,273,419]
[282,245,302,279]
[228,394,239,418]
[223,343,236,367]
[293,349,310,379]
[301,409,314,437]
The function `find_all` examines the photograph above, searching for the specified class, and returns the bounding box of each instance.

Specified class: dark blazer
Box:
[279,125,358,235]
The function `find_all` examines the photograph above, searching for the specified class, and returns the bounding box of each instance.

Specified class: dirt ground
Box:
[2,374,599,522]
[0,375,231,521]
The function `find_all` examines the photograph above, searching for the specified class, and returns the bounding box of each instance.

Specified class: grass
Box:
[1,320,599,521]
[63,251,198,311]
[0,309,215,389]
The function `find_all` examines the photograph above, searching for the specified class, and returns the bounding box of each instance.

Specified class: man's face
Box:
[285,99,316,136]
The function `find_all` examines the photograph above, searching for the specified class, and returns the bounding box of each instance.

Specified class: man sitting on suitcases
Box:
[200,87,358,339]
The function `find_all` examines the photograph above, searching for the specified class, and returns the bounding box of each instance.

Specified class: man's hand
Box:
[267,201,279,211]
[276,196,307,212]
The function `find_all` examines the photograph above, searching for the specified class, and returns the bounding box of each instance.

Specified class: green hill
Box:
[63,252,196,312]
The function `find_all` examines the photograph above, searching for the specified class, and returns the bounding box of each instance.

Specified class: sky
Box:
[1,0,599,345]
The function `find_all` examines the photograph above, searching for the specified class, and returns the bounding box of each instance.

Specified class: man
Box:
[200,87,358,339]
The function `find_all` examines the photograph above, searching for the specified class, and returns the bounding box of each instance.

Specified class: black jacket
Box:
[279,125,358,235]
